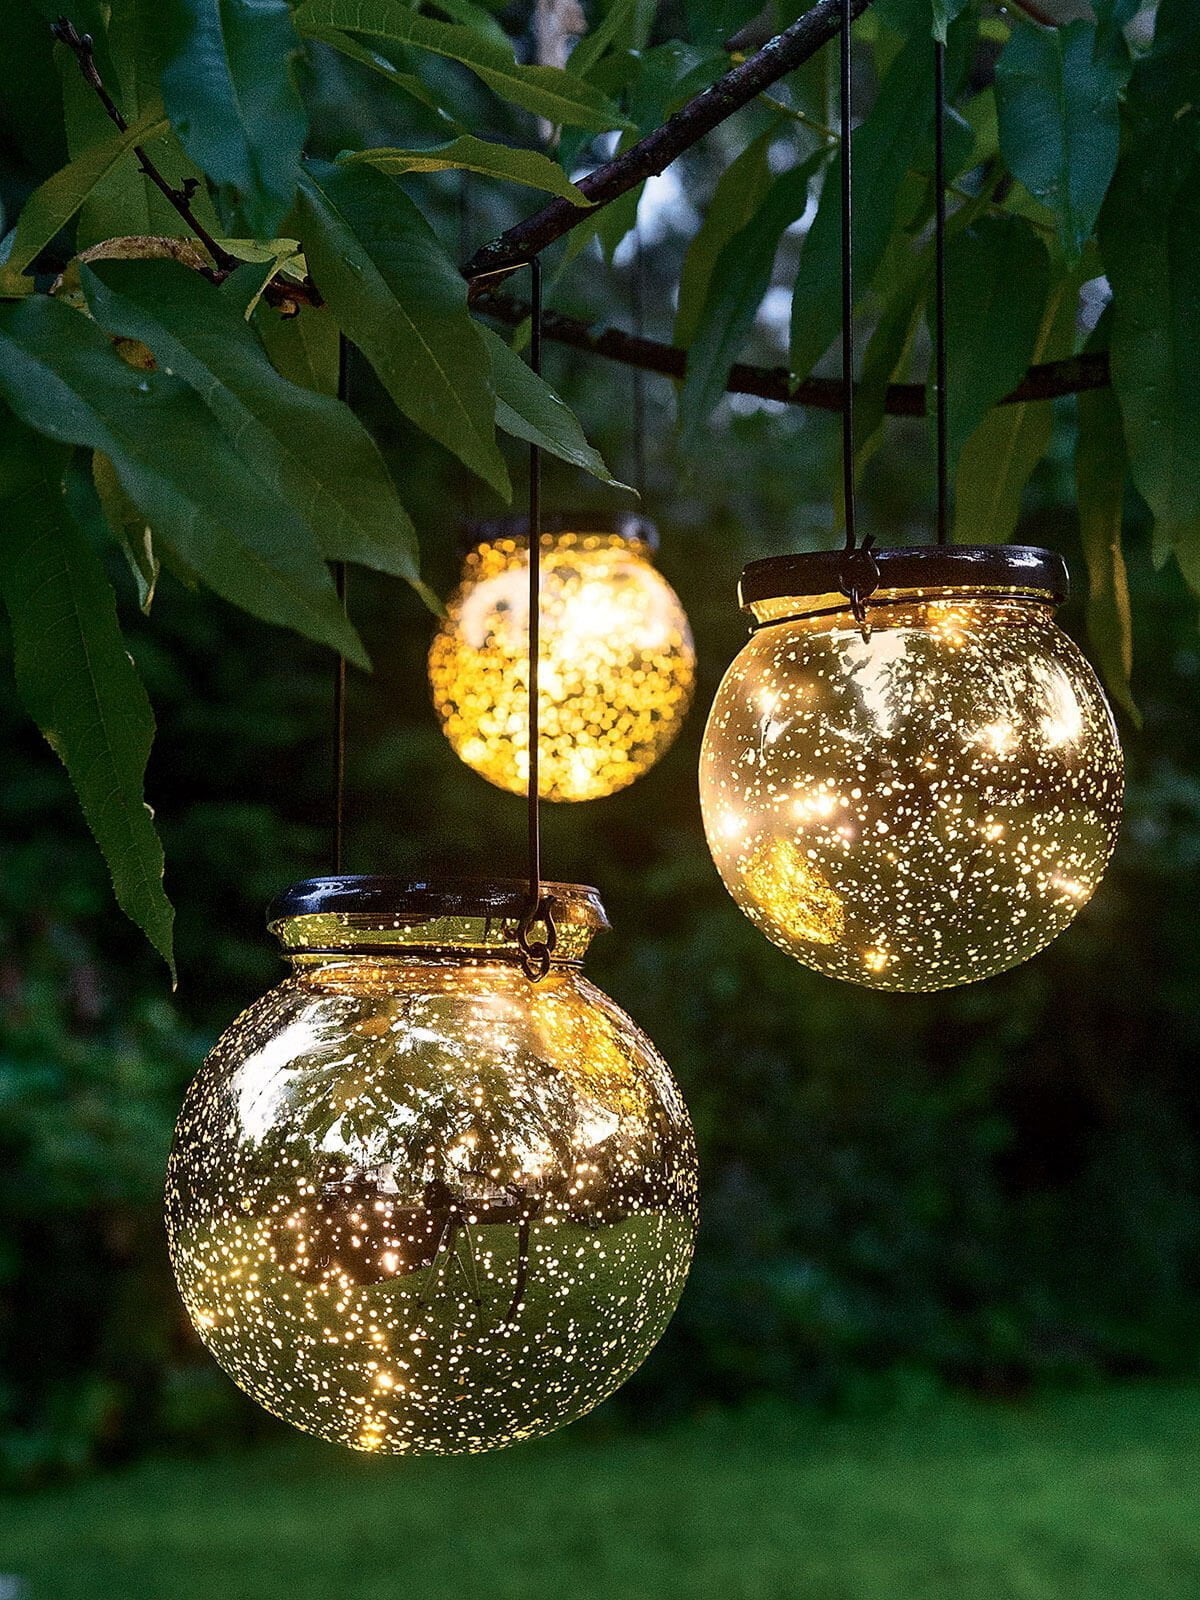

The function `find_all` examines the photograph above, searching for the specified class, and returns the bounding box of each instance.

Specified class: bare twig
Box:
[461,0,877,289]
[52,16,239,275]
[474,290,1112,413]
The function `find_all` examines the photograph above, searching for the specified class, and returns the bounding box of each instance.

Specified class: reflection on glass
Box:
[700,591,1123,992]
[167,895,698,1455]
[429,528,695,802]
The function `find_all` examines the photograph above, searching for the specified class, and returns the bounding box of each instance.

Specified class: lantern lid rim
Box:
[458,511,658,554]
[267,875,610,934]
[738,544,1069,617]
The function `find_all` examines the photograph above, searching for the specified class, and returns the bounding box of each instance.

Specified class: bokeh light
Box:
[429,518,695,802]
[166,880,698,1454]
[700,548,1123,992]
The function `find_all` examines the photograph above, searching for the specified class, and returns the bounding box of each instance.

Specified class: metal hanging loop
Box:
[838,534,879,639]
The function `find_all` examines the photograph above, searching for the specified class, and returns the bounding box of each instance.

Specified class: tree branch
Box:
[474,290,1112,414]
[52,16,240,276]
[461,0,876,289]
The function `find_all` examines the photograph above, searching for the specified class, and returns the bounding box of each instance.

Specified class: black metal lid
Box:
[738,544,1070,619]
[267,875,610,932]
[459,511,658,555]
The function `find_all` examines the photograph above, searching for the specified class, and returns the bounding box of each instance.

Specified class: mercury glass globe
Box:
[166,877,698,1455]
[429,515,695,802]
[699,547,1123,992]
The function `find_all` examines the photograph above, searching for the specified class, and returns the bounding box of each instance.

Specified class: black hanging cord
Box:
[631,222,649,499]
[834,0,876,624]
[516,255,555,981]
[333,336,350,873]
[838,0,856,557]
[933,38,950,546]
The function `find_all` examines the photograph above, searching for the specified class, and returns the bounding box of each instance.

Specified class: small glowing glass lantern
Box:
[699,547,1123,992]
[166,877,698,1455]
[429,514,696,802]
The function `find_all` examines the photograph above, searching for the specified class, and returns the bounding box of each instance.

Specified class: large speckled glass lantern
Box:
[166,877,698,1455]
[699,547,1123,992]
[429,514,695,802]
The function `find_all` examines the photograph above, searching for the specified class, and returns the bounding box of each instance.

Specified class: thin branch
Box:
[461,0,876,289]
[473,290,1112,413]
[52,16,239,275]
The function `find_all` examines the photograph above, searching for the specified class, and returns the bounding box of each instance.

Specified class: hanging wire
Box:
[838,0,856,557]
[834,0,877,626]
[933,38,950,546]
[333,334,350,874]
[516,255,555,981]
[631,220,649,500]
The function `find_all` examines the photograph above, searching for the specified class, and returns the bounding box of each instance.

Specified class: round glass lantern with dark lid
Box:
[699,546,1123,993]
[166,877,698,1455]
[429,514,696,802]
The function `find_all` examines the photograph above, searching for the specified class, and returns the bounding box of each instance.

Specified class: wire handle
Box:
[516,255,556,981]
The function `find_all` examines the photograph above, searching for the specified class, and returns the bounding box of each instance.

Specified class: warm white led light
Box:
[700,551,1123,992]
[429,522,695,802]
[166,881,698,1455]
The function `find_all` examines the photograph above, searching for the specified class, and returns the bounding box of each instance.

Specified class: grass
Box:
[4,1384,1200,1599]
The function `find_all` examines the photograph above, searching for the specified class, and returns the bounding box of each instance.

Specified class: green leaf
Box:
[1099,97,1200,547]
[0,419,174,970]
[936,215,1050,473]
[300,24,466,129]
[93,449,159,612]
[567,0,640,79]
[480,326,628,489]
[682,155,825,449]
[256,301,341,396]
[1076,371,1139,725]
[790,26,934,380]
[292,158,509,497]
[0,296,367,668]
[157,0,308,237]
[995,19,1128,263]
[82,258,428,597]
[932,0,970,45]
[952,269,1079,543]
[674,129,775,351]
[0,100,168,288]
[294,0,631,131]
[346,138,589,203]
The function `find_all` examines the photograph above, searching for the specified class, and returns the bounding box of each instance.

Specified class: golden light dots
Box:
[699,547,1123,993]
[429,516,695,802]
[166,879,698,1455]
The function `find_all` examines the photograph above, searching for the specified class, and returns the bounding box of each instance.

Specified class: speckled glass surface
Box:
[166,905,698,1455]
[699,590,1123,992]
[429,531,695,802]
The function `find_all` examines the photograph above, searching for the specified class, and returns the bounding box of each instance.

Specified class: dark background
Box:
[2,40,1199,1487]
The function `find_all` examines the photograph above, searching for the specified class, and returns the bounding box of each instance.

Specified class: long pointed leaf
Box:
[293,158,509,497]
[157,0,308,237]
[0,100,168,287]
[0,297,367,667]
[481,326,627,488]
[1077,376,1139,724]
[0,418,174,969]
[82,258,427,597]
[294,0,631,131]
[346,139,589,203]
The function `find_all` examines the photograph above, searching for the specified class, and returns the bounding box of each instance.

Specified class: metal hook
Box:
[517,893,557,982]
[838,535,879,640]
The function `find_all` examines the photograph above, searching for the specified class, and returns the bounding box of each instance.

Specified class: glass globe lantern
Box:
[699,546,1123,992]
[166,877,698,1455]
[429,514,696,802]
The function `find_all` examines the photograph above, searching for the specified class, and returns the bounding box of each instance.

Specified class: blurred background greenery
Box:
[2,19,1200,1596]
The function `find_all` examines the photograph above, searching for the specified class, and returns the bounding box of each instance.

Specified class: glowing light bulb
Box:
[166,878,698,1455]
[429,516,695,802]
[699,547,1123,992]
